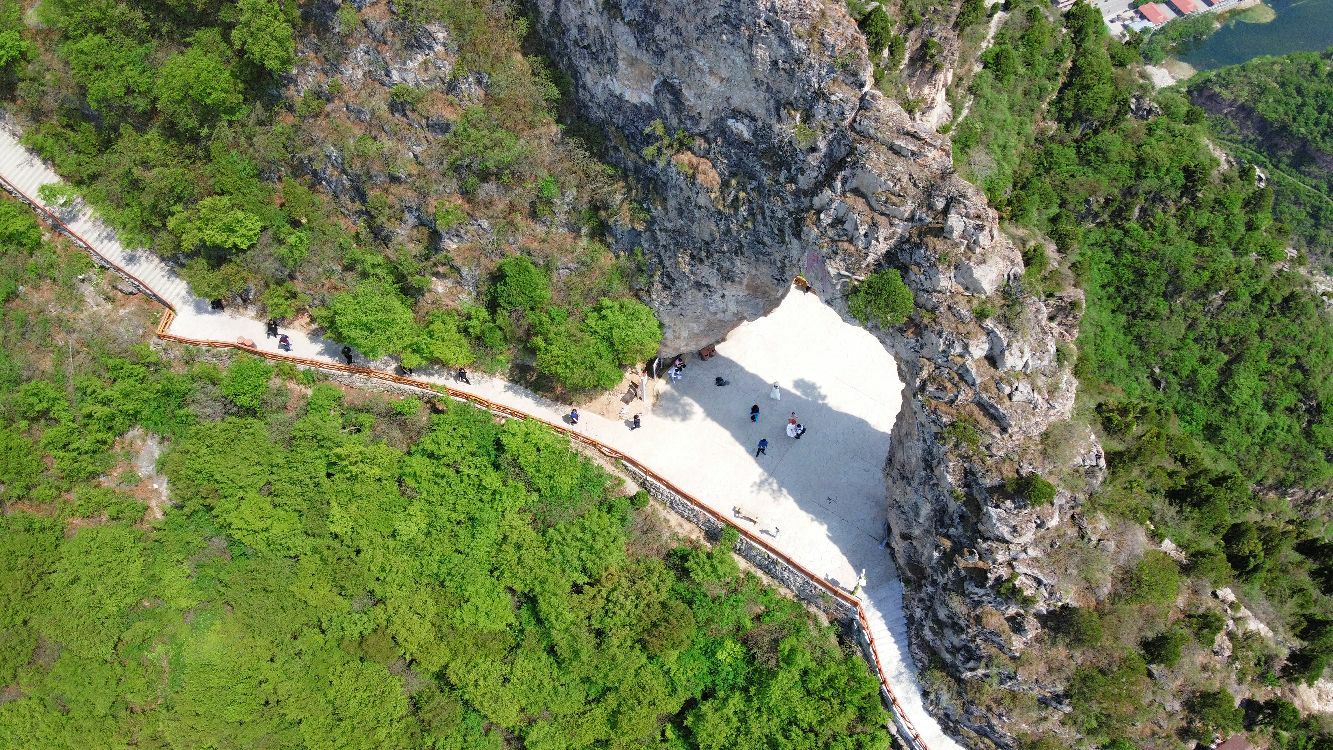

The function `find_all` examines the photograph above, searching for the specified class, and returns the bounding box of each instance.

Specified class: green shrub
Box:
[1051,605,1103,647]
[847,268,914,328]
[220,354,274,413]
[529,308,621,392]
[318,281,419,360]
[860,7,894,56]
[1007,472,1057,506]
[433,202,466,232]
[1185,609,1226,644]
[0,200,43,252]
[582,298,662,367]
[1141,626,1188,667]
[1185,689,1243,739]
[389,83,425,110]
[1117,551,1180,607]
[491,256,551,312]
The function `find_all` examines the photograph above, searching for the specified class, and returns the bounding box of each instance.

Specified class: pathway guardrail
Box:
[0,170,931,750]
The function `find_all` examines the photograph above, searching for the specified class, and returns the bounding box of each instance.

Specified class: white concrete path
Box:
[0,126,965,750]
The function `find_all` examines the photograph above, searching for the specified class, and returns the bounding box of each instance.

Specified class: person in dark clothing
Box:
[794,424,806,440]
[341,345,353,365]
[755,438,768,456]
[278,334,291,352]
[456,368,471,385]
[631,414,641,430]
[210,298,224,310]
[750,404,760,423]
[400,365,415,376]
[265,319,278,339]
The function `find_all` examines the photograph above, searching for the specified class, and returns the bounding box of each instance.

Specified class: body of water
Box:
[1178,0,1333,70]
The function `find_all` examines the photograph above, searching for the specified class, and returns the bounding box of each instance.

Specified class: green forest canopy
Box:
[0,0,660,393]
[0,213,890,749]
[952,2,1332,745]
[1187,48,1333,267]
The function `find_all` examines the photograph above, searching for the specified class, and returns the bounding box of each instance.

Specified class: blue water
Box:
[1177,0,1333,70]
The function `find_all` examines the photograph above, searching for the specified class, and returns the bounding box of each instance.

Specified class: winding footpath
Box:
[0,126,966,750]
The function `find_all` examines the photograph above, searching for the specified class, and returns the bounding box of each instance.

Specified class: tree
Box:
[1186,689,1244,739]
[531,320,622,391]
[318,282,419,360]
[0,29,31,72]
[61,34,155,116]
[583,298,662,367]
[1223,521,1266,578]
[860,7,894,57]
[403,312,474,369]
[1118,551,1180,606]
[491,256,550,313]
[1141,626,1188,667]
[156,38,246,134]
[220,354,273,413]
[230,0,294,75]
[847,268,914,327]
[1051,606,1103,647]
[0,199,42,252]
[1008,472,1057,506]
[168,196,264,254]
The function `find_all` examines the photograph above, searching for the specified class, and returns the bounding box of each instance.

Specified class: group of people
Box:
[567,406,640,430]
[753,388,808,456]
[667,355,686,381]
[265,319,292,352]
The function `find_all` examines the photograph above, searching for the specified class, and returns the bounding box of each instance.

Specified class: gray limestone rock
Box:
[532,0,1106,746]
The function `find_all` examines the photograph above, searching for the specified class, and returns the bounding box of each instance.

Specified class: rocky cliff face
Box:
[535,0,1105,746]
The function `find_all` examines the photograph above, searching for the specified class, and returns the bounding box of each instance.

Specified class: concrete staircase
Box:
[0,122,965,750]
[0,127,194,311]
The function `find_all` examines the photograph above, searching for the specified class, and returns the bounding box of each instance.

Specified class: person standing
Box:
[341,345,354,365]
[788,412,797,426]
[456,368,471,385]
[795,423,806,440]
[750,404,760,423]
[265,319,278,339]
[568,408,580,425]
[786,421,798,438]
[631,414,641,430]
[278,334,291,352]
[770,382,781,400]
[755,438,768,456]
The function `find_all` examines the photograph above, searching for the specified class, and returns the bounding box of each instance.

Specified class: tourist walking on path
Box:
[750,404,760,423]
[786,421,798,438]
[795,423,806,440]
[770,382,781,400]
[341,345,353,365]
[278,334,291,352]
[630,414,641,430]
[456,368,471,385]
[265,319,278,339]
[568,408,580,425]
[755,438,768,456]
[788,412,797,425]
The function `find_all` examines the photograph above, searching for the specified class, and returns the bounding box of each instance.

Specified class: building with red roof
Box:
[1169,0,1203,14]
[1139,2,1172,24]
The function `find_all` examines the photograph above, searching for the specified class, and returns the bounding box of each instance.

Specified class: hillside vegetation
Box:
[1188,48,1333,270]
[953,2,1332,747]
[0,0,659,393]
[0,198,890,749]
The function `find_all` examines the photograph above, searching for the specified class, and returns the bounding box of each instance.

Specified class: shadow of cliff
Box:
[651,349,899,592]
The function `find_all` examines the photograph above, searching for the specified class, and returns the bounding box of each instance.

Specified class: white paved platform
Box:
[0,125,964,750]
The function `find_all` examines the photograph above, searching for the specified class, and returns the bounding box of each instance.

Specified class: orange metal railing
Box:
[0,170,932,750]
